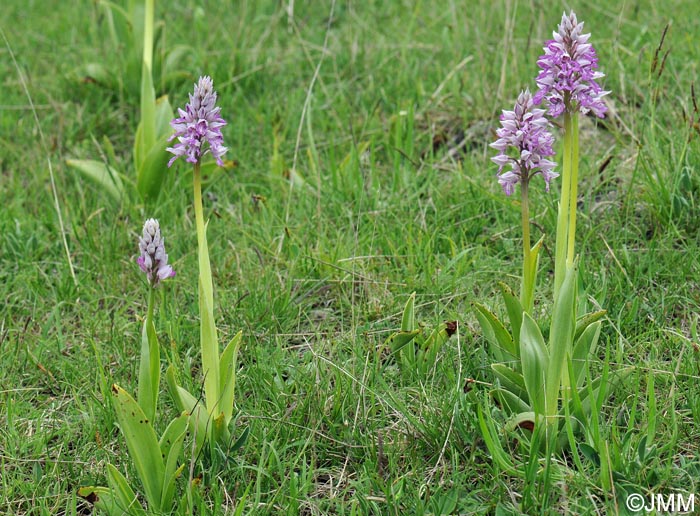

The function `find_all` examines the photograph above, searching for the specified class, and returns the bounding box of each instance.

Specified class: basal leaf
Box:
[65,159,123,201]
[401,292,416,332]
[520,313,548,416]
[219,330,242,426]
[106,464,147,516]
[110,384,164,511]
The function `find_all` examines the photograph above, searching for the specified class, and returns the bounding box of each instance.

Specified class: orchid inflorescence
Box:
[167,75,228,167]
[137,218,175,287]
[490,89,558,196]
[534,11,609,118]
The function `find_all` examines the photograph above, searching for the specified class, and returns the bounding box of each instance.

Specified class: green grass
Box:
[1,0,700,514]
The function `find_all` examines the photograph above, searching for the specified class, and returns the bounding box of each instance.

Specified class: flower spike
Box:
[167,76,228,167]
[137,219,175,287]
[533,11,609,117]
[490,89,558,195]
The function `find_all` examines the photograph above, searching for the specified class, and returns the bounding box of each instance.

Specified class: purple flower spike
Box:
[534,11,609,118]
[167,76,228,167]
[490,90,558,195]
[137,219,176,287]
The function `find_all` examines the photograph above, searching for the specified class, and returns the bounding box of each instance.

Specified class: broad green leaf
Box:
[545,266,576,419]
[571,321,601,387]
[574,310,606,342]
[166,368,209,455]
[401,292,416,332]
[65,159,123,201]
[106,464,147,516]
[212,412,230,450]
[134,121,146,172]
[154,95,174,139]
[78,485,123,516]
[504,411,537,434]
[165,365,185,413]
[137,316,159,423]
[136,132,172,202]
[110,384,164,511]
[473,303,516,363]
[492,388,530,415]
[520,313,548,415]
[491,363,529,404]
[136,60,156,168]
[498,282,523,349]
[579,443,600,466]
[219,330,243,426]
[385,329,420,354]
[229,425,250,455]
[159,413,188,510]
[476,405,519,476]
[521,234,544,314]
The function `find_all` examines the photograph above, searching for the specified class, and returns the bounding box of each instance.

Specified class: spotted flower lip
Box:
[166,76,228,167]
[533,11,609,118]
[490,89,558,195]
[137,218,175,287]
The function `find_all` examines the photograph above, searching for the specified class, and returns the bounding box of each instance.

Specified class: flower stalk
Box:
[193,160,220,417]
[166,76,243,453]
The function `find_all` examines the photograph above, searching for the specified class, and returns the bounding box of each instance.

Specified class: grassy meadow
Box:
[1,0,700,514]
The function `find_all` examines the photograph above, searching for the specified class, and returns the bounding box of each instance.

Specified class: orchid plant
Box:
[475,12,629,475]
[165,76,245,457]
[80,220,191,515]
[67,0,181,203]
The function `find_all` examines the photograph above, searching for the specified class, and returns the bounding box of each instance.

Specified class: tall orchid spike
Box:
[490,89,558,195]
[533,11,609,117]
[167,76,228,167]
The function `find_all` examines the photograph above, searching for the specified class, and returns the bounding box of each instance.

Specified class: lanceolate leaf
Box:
[106,464,147,516]
[520,313,548,416]
[166,366,208,455]
[65,159,123,201]
[111,384,164,512]
[571,321,602,387]
[492,388,530,415]
[491,363,529,404]
[136,132,172,201]
[401,292,416,332]
[159,413,188,510]
[498,282,523,349]
[473,303,516,363]
[219,330,243,426]
[574,310,606,342]
[385,329,420,354]
[545,266,576,419]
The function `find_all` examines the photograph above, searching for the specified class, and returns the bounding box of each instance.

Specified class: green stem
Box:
[521,178,534,314]
[142,0,154,73]
[554,111,573,299]
[194,162,220,416]
[147,286,155,325]
[137,285,158,421]
[567,113,580,267]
